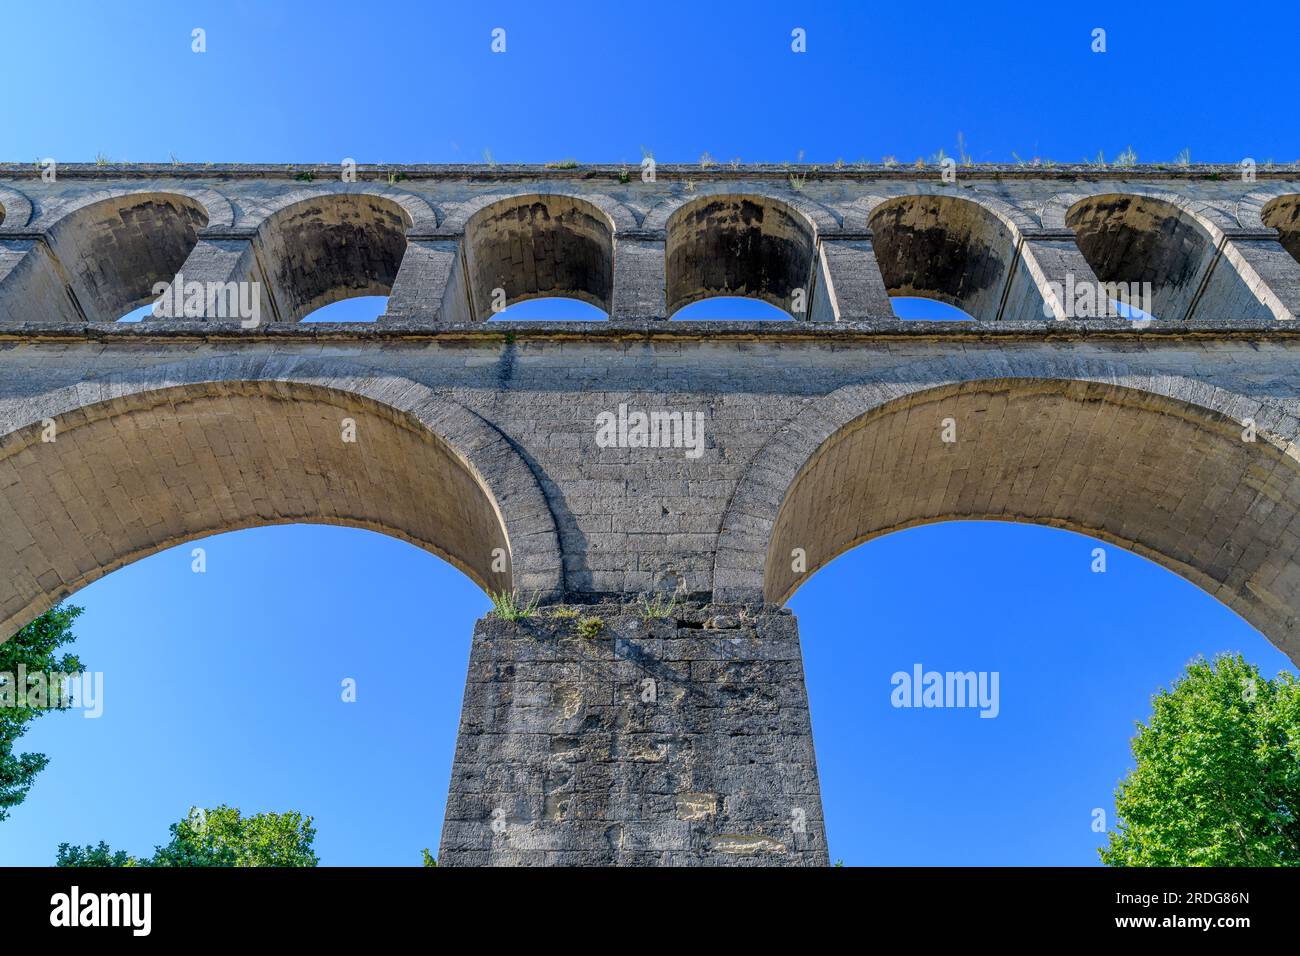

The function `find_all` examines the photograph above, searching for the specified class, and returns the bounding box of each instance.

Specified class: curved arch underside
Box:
[257,193,411,323]
[0,381,511,637]
[47,193,209,322]
[868,194,1022,323]
[666,195,816,317]
[1066,193,1274,322]
[462,195,614,320]
[766,379,1300,664]
[1262,194,1300,266]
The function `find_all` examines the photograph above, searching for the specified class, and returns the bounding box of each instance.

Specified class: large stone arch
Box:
[714,370,1300,665]
[0,360,563,638]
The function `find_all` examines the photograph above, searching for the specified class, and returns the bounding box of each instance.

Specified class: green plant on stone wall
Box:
[489,590,540,622]
[637,590,680,621]
[577,616,605,640]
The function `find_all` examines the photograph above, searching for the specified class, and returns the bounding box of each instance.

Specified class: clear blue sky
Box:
[2,0,1297,866]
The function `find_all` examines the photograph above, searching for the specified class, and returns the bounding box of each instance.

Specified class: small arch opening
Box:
[1062,193,1273,322]
[462,195,614,321]
[488,297,608,321]
[665,195,816,319]
[889,297,975,321]
[116,304,155,323]
[299,295,388,323]
[45,193,208,322]
[671,296,793,321]
[868,195,1020,323]
[255,194,410,324]
[1262,194,1300,267]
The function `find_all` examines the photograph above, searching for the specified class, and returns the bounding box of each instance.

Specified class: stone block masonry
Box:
[5,164,1300,865]
[438,603,828,866]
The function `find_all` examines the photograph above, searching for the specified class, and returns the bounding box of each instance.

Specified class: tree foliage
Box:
[57,805,319,867]
[1102,654,1300,866]
[55,840,140,867]
[0,605,84,822]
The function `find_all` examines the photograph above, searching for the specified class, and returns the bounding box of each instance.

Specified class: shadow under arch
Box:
[1065,192,1275,322]
[454,194,615,321]
[0,377,564,637]
[665,193,817,318]
[715,377,1300,665]
[42,191,211,322]
[0,184,36,231]
[867,193,1035,322]
[1261,194,1300,266]
[253,192,412,323]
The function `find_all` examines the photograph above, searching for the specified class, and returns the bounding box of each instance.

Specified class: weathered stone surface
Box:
[4,165,1300,865]
[438,603,828,867]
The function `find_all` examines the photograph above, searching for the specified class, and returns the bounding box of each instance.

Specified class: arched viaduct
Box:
[3,163,1300,865]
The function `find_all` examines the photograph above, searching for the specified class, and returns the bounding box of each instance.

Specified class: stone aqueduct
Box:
[3,164,1300,865]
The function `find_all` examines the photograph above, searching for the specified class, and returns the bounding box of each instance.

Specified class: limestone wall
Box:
[438,602,827,866]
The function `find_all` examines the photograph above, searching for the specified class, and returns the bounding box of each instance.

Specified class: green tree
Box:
[1102,653,1300,866]
[58,805,318,867]
[54,841,140,867]
[1,605,84,822]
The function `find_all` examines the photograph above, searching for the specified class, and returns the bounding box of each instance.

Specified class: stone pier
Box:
[438,603,827,866]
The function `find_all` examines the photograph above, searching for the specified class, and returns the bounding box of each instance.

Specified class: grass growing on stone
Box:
[489,590,540,621]
[577,616,605,639]
[549,605,579,620]
[636,590,680,621]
